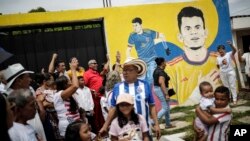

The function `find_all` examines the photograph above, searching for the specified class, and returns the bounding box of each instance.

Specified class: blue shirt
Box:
[111,79,155,126]
[128,29,158,63]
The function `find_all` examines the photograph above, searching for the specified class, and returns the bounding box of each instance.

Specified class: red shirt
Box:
[83,68,103,92]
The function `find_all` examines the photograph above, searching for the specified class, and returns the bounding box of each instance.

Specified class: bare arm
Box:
[48,53,57,73]
[61,58,79,100]
[238,49,245,62]
[142,132,150,141]
[100,54,110,76]
[209,107,231,114]
[114,51,121,72]
[159,76,169,99]
[99,107,116,135]
[195,106,218,125]
[149,105,161,140]
[126,46,132,59]
[227,40,237,56]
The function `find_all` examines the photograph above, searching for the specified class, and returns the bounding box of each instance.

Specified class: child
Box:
[109,93,149,141]
[65,120,91,141]
[99,86,109,121]
[195,85,232,141]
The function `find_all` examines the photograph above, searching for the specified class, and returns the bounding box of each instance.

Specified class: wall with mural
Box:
[0,0,232,105]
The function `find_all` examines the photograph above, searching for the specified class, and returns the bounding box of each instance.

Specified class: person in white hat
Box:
[109,93,149,141]
[100,58,161,140]
[3,63,47,141]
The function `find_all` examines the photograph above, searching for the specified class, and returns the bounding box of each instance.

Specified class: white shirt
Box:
[217,51,234,73]
[73,86,94,111]
[9,122,38,141]
[100,96,108,120]
[242,52,250,74]
[199,96,215,111]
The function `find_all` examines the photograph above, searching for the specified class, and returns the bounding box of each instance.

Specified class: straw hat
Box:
[3,63,33,89]
[124,58,147,77]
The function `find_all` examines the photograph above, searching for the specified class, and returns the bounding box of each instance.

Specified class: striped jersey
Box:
[111,79,155,126]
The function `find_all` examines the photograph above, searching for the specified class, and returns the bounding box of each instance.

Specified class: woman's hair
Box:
[7,89,33,108]
[116,105,139,128]
[55,75,78,112]
[65,120,85,141]
[155,57,165,66]
[0,94,11,141]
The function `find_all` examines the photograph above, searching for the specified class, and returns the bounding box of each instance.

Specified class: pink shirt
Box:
[109,114,148,140]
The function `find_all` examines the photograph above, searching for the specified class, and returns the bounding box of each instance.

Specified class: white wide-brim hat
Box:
[116,93,134,105]
[3,63,34,89]
[124,57,147,77]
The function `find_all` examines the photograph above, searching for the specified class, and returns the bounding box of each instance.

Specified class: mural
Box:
[0,0,232,105]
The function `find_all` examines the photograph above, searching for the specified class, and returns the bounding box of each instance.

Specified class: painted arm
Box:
[195,106,218,125]
[149,105,161,140]
[48,53,57,73]
[61,59,79,100]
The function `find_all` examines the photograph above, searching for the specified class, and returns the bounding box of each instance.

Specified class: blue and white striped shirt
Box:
[111,79,155,126]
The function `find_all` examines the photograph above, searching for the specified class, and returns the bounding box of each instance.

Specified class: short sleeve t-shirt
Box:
[109,114,148,140]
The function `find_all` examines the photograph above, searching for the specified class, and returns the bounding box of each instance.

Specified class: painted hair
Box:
[132,17,142,24]
[0,94,11,141]
[177,6,205,31]
[214,86,230,99]
[65,120,87,141]
[116,104,139,128]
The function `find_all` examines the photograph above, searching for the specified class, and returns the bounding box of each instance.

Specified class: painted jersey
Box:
[128,29,158,63]
[166,52,221,104]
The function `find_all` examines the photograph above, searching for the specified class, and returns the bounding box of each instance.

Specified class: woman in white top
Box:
[238,45,250,89]
[53,58,80,137]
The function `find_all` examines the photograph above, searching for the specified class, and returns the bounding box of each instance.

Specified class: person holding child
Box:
[195,86,232,140]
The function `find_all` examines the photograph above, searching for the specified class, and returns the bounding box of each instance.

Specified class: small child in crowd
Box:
[109,93,149,141]
[65,121,91,141]
[194,83,232,141]
[99,86,109,121]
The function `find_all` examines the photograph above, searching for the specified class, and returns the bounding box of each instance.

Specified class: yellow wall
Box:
[0,0,218,64]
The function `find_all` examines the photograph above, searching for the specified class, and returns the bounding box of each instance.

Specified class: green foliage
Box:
[28,7,46,13]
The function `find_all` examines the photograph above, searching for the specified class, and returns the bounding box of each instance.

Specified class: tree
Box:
[28,7,46,13]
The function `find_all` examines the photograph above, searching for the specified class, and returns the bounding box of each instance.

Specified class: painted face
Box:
[118,102,134,117]
[214,92,229,108]
[122,65,138,83]
[132,23,142,34]
[179,16,207,48]
[201,85,213,98]
[79,123,91,141]
[17,73,32,89]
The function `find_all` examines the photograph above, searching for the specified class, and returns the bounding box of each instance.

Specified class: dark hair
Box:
[177,6,205,31]
[199,81,212,94]
[0,94,11,141]
[214,86,230,99]
[116,105,139,128]
[55,60,65,68]
[132,17,142,24]
[35,73,52,85]
[65,121,86,141]
[155,57,165,66]
[217,45,225,51]
[55,76,78,112]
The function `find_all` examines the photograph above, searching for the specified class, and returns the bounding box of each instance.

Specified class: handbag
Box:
[168,88,176,97]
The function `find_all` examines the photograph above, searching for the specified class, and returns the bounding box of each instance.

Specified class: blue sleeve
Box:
[149,29,157,39]
[128,33,134,45]
[111,84,119,107]
[145,81,155,104]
